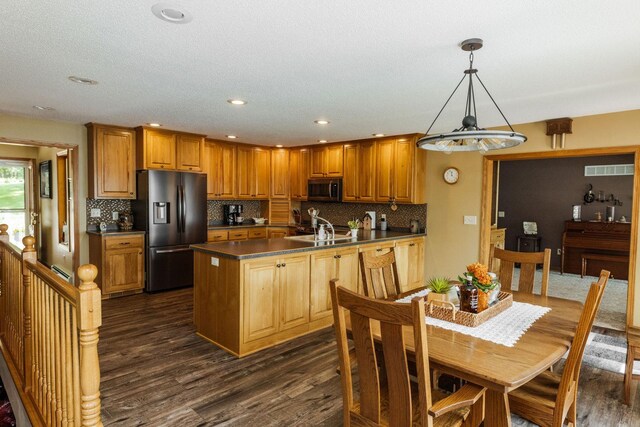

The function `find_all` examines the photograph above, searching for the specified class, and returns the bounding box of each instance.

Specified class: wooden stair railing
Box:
[0,224,103,427]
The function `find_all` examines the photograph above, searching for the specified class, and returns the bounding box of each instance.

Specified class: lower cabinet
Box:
[89,232,145,298]
[268,227,290,238]
[395,237,425,292]
[310,247,358,321]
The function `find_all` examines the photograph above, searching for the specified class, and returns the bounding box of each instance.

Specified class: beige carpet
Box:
[512,269,627,331]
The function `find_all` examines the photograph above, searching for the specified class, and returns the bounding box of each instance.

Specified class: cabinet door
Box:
[279,255,310,330]
[395,238,425,292]
[309,147,326,177]
[92,126,136,199]
[326,144,343,177]
[203,141,218,198]
[298,148,309,199]
[358,141,376,202]
[236,145,253,198]
[268,228,289,238]
[270,148,289,199]
[253,148,271,199]
[103,246,144,293]
[342,144,358,201]
[176,134,203,172]
[335,247,359,293]
[375,139,394,202]
[145,130,176,170]
[243,260,279,342]
[309,250,337,321]
[394,138,414,203]
[289,148,309,200]
[218,142,237,198]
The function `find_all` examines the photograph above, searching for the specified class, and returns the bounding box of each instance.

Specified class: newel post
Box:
[77,264,102,427]
[0,224,8,243]
[21,236,37,391]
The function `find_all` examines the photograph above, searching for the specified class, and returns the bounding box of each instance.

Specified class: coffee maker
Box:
[223,204,243,225]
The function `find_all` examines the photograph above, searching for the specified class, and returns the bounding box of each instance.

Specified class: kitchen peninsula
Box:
[191,230,425,356]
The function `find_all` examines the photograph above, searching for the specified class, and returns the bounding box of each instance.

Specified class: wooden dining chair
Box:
[507,270,610,427]
[359,249,402,299]
[490,247,551,295]
[330,279,486,427]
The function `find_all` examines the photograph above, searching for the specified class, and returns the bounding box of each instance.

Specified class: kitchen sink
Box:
[286,234,354,243]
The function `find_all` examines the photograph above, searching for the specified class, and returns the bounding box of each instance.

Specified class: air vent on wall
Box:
[51,264,73,283]
[584,164,634,177]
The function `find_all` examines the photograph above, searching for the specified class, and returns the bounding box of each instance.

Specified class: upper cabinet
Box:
[86,123,136,199]
[343,141,376,202]
[375,135,426,204]
[270,148,290,199]
[309,144,343,177]
[135,127,204,172]
[203,139,237,199]
[289,148,309,201]
[237,145,271,199]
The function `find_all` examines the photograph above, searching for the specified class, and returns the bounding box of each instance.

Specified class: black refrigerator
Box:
[132,170,207,292]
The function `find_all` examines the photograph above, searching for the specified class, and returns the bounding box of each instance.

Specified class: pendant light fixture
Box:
[417,38,526,153]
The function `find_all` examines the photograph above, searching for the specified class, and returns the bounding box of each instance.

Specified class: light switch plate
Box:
[463,215,477,225]
[498,211,505,218]
[90,208,101,218]
[112,211,119,220]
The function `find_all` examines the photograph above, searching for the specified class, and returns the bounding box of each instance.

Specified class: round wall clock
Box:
[443,167,459,184]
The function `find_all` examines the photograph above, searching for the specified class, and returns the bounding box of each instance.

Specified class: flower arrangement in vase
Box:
[347,220,360,238]
[458,263,499,313]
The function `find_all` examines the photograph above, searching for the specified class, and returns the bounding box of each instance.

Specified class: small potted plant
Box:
[427,277,452,303]
[347,220,360,238]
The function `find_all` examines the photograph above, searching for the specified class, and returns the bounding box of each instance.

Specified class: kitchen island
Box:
[191,230,425,357]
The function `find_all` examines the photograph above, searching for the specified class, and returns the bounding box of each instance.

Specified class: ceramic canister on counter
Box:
[410,219,420,233]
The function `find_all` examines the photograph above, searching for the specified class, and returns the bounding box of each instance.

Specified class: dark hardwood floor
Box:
[99,288,639,426]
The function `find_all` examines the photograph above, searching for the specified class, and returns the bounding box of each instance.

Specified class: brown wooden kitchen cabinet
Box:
[270,148,290,199]
[309,247,358,322]
[309,144,343,177]
[343,141,376,202]
[289,148,310,200]
[394,236,425,292]
[489,228,506,273]
[237,145,271,199]
[207,229,229,242]
[86,123,136,199]
[375,135,427,204]
[204,139,237,199]
[89,232,145,298]
[136,127,204,172]
[268,227,290,238]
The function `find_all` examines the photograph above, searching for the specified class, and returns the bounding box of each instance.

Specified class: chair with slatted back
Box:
[360,249,402,299]
[508,270,610,426]
[330,279,486,427]
[490,247,551,295]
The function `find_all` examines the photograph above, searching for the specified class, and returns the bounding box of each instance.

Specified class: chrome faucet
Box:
[307,207,335,240]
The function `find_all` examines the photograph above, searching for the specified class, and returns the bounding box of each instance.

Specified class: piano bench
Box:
[581,253,629,278]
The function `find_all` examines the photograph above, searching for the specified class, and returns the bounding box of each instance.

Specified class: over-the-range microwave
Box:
[308,178,342,202]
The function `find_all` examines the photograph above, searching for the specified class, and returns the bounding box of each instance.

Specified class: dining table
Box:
[347,289,584,427]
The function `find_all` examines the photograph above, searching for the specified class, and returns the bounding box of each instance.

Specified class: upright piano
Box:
[561,220,630,279]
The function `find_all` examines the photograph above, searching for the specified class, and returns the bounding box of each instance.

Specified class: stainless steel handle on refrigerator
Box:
[176,185,183,233]
[180,184,187,233]
[155,248,192,254]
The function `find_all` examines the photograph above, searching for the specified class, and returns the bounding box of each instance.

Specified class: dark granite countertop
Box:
[208,223,288,230]
[191,230,425,260]
[86,230,145,236]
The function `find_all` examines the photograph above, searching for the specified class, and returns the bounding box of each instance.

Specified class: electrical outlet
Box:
[210,257,219,266]
[498,211,505,218]
[463,216,477,225]
[557,248,562,255]
[90,208,101,218]
[112,211,119,220]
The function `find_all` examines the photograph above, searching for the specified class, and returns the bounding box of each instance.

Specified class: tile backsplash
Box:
[86,199,132,227]
[300,201,427,231]
[207,200,262,224]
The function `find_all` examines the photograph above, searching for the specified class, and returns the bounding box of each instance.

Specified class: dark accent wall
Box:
[497,154,634,270]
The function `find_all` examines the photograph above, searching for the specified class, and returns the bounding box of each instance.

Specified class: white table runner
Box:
[396,290,551,347]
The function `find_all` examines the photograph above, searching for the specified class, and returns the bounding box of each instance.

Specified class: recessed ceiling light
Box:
[314,120,330,125]
[147,123,162,127]
[317,139,328,143]
[151,3,193,24]
[68,76,98,85]
[32,105,55,111]
[226,135,237,139]
[373,133,385,137]
[227,99,247,106]
[275,144,283,148]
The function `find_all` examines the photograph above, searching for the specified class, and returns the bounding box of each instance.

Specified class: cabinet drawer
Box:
[104,235,143,250]
[248,228,267,239]
[490,229,506,244]
[228,229,249,241]
[358,240,395,253]
[207,230,228,242]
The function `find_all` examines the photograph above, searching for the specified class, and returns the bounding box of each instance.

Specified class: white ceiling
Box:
[1,1,639,146]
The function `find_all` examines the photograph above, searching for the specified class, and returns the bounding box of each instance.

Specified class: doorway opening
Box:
[0,158,35,247]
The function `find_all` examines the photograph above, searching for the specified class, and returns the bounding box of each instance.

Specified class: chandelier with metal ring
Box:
[417,38,527,153]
